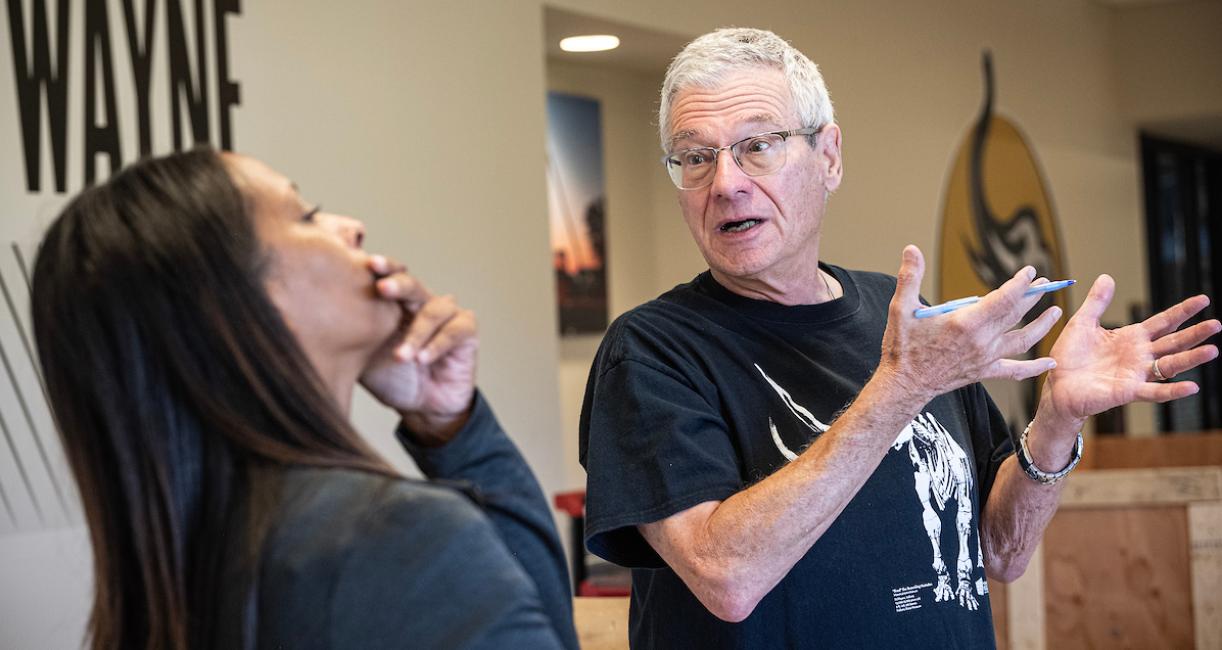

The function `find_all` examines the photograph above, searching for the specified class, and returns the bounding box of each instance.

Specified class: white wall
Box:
[0,529,92,649]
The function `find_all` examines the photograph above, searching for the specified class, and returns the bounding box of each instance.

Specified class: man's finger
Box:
[891,245,925,310]
[1151,345,1220,381]
[998,305,1062,358]
[1068,275,1115,328]
[986,265,1037,310]
[982,357,1057,382]
[1151,319,1222,357]
[1142,294,1211,339]
[1134,380,1200,403]
[965,265,1039,334]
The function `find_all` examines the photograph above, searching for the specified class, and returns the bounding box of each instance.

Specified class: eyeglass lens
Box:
[666,133,788,189]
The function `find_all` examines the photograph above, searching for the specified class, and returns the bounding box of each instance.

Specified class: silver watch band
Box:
[1017,420,1083,485]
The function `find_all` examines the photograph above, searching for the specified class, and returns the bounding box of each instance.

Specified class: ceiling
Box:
[544,7,688,74]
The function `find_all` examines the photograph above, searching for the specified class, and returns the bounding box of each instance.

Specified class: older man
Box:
[578,27,1219,648]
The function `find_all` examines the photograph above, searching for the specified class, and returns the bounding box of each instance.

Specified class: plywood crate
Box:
[991,466,1222,649]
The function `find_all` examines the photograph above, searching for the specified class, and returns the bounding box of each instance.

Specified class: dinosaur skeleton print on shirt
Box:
[755,364,988,612]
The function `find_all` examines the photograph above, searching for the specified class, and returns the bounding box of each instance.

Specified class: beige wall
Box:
[552,0,1146,317]
[1,0,1210,645]
[547,59,710,490]
[230,1,566,482]
[1114,0,1222,131]
[1,1,565,645]
[546,0,1176,442]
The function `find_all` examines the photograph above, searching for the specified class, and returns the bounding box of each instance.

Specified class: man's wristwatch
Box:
[1017,421,1083,485]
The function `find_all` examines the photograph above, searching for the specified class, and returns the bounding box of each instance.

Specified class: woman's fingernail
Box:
[378,278,397,293]
[417,349,431,363]
[396,344,413,361]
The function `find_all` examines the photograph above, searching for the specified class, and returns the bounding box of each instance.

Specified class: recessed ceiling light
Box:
[560,35,620,52]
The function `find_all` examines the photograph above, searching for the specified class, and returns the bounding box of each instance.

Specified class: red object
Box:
[578,582,631,597]
[553,490,586,518]
[553,489,631,598]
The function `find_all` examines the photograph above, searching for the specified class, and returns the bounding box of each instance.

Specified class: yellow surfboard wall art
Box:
[937,52,1068,418]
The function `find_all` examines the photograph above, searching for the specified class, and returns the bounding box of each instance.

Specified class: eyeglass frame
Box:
[660,126,823,190]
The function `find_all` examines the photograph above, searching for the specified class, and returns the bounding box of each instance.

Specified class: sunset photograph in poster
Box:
[546,91,608,336]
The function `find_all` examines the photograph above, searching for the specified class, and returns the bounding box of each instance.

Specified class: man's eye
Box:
[683,151,710,166]
[745,138,772,154]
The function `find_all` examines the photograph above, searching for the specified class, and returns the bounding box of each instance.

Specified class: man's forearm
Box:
[980,404,1083,581]
[642,370,932,620]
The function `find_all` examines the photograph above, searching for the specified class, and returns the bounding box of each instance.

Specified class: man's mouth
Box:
[719,218,762,233]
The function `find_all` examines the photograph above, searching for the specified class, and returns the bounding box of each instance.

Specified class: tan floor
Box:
[574,597,630,650]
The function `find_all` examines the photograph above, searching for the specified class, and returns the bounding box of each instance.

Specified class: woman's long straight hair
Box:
[31,149,394,649]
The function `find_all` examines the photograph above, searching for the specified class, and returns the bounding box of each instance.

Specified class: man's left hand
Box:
[1043,274,1220,422]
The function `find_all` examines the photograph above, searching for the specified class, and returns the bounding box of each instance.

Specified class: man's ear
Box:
[818,123,843,192]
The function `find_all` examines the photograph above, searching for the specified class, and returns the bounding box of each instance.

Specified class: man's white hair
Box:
[659,27,834,150]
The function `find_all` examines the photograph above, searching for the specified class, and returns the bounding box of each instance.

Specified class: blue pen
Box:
[914,280,1076,319]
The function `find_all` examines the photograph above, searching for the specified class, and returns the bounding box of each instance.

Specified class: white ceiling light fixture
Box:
[559,34,620,52]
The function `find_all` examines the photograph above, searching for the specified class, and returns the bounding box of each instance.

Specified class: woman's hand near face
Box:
[359,255,478,446]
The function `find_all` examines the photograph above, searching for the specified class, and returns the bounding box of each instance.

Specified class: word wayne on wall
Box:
[6,0,242,194]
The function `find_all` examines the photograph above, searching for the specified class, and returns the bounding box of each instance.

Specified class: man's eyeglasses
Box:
[661,127,822,190]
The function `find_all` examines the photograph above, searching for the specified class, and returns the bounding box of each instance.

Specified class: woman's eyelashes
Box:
[301,205,322,223]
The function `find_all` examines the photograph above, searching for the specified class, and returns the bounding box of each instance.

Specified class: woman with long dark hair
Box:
[31,149,579,649]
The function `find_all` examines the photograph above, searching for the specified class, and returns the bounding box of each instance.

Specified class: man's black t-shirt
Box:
[579,265,1014,649]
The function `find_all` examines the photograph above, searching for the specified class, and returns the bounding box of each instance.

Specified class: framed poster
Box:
[546,92,607,335]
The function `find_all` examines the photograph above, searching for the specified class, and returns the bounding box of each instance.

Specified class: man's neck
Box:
[710,265,840,306]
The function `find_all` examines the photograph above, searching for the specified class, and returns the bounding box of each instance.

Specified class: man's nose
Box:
[709,149,753,200]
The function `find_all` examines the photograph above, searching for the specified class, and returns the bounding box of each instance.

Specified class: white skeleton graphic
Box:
[891,414,983,610]
[756,365,984,610]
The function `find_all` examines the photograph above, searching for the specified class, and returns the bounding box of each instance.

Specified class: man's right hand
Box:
[876,245,1062,404]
